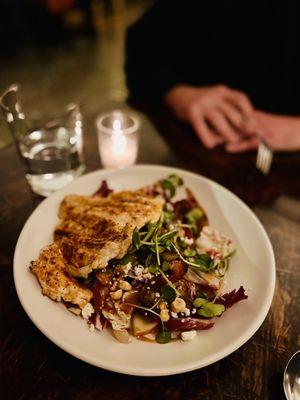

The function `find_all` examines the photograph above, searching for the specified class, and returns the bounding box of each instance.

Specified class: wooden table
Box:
[1,105,299,400]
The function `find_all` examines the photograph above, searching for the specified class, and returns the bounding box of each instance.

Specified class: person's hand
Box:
[225,111,300,152]
[164,84,254,148]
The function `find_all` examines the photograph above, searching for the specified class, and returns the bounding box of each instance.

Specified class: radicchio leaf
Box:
[173,199,196,220]
[165,317,214,331]
[215,286,248,309]
[93,180,113,197]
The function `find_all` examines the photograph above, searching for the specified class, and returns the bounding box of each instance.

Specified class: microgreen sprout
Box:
[192,297,225,317]
[161,284,177,303]
[171,242,209,270]
[155,330,171,344]
[158,267,180,296]
[161,174,183,199]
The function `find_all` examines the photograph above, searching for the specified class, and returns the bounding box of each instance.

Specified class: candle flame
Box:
[113,119,122,130]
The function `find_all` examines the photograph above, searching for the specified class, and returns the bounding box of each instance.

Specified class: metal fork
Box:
[256,139,273,175]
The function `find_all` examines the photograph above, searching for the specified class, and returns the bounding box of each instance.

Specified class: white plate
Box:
[14,165,275,376]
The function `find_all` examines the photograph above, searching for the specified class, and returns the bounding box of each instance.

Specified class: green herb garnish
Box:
[161,284,177,303]
[171,242,209,270]
[184,248,196,257]
[162,261,170,271]
[185,207,203,233]
[132,227,141,249]
[119,254,132,265]
[158,267,180,296]
[161,174,183,199]
[186,208,203,223]
[156,331,171,344]
[169,174,183,187]
[193,297,209,308]
[197,303,225,317]
[163,210,174,225]
[193,296,225,317]
[162,179,175,198]
[148,264,159,274]
[194,253,212,270]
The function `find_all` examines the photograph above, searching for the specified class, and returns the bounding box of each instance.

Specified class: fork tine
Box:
[260,145,267,174]
[262,145,269,175]
[256,140,273,175]
[256,142,264,171]
[264,149,273,174]
[256,143,262,169]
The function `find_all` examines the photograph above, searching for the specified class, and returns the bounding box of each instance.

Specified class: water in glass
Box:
[19,125,84,196]
[0,84,85,196]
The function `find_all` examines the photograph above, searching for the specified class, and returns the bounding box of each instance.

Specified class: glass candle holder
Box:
[96,110,139,169]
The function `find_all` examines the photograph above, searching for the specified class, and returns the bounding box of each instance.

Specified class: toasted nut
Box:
[113,329,131,343]
[158,300,167,310]
[122,291,130,302]
[171,297,186,313]
[160,309,170,322]
[110,289,123,300]
[119,280,132,291]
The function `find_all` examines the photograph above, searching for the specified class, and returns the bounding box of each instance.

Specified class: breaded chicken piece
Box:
[30,243,93,309]
[54,191,163,278]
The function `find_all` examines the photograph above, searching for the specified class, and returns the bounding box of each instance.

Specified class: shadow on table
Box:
[130,100,300,206]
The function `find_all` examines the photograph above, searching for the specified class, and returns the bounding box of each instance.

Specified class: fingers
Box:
[217,102,243,129]
[190,112,224,148]
[225,88,254,118]
[225,137,259,153]
[205,109,240,142]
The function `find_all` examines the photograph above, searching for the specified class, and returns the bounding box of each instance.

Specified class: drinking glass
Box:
[96,110,139,169]
[0,84,85,196]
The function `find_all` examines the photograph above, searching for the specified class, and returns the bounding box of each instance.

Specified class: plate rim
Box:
[13,164,276,376]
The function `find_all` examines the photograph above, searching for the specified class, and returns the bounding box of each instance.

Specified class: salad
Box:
[77,174,247,344]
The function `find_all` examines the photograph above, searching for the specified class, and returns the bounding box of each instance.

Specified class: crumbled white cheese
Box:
[133,265,153,281]
[191,308,197,314]
[95,313,104,330]
[182,308,191,316]
[181,330,197,341]
[88,323,95,332]
[171,312,178,318]
[121,262,132,275]
[183,237,194,246]
[81,303,94,320]
[196,226,234,259]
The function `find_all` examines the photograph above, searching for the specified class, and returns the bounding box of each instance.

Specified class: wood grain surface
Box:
[1,108,299,400]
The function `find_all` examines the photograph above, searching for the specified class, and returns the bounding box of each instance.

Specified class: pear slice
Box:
[132,313,158,336]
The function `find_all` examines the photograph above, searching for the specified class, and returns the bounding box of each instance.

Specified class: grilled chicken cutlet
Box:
[30,243,92,309]
[54,191,163,278]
